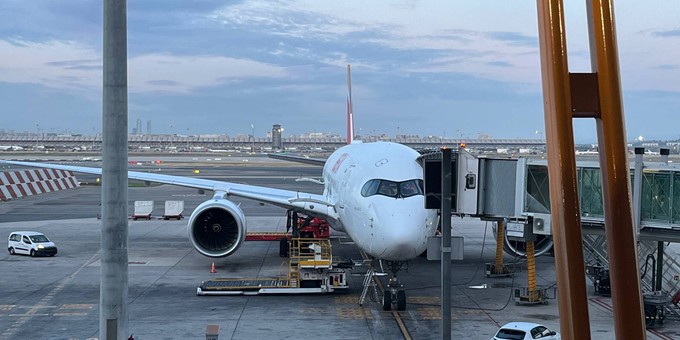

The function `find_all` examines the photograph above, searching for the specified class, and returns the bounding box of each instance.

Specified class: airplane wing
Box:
[0,160,336,218]
[267,153,326,166]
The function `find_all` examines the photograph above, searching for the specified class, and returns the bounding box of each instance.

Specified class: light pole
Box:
[35,124,40,150]
[251,124,255,153]
[169,124,174,150]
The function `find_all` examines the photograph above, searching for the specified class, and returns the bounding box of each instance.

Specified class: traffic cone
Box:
[210,261,216,273]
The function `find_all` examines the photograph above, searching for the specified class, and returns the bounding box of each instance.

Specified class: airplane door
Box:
[337,165,355,210]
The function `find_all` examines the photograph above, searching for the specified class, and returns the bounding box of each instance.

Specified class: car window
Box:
[29,235,49,243]
[531,326,554,338]
[23,236,31,244]
[495,328,526,340]
[10,234,20,242]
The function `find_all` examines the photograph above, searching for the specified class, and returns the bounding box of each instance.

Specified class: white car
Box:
[7,231,58,257]
[493,322,561,340]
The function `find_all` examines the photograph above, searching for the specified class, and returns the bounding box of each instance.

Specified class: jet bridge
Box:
[444,149,680,244]
[440,149,680,319]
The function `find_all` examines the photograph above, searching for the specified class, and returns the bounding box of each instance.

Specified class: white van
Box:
[7,231,58,257]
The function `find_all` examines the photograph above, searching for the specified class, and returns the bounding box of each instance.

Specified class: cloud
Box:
[0,39,288,94]
[209,2,542,86]
[651,29,680,38]
[128,53,288,93]
[0,39,101,90]
[654,64,679,70]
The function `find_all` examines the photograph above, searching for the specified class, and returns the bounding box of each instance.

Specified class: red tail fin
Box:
[346,64,355,144]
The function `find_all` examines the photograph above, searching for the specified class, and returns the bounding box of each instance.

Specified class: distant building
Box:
[135,118,143,135]
[298,132,340,139]
[147,120,151,135]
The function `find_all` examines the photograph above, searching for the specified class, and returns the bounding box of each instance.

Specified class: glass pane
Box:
[525,165,551,213]
[580,168,604,217]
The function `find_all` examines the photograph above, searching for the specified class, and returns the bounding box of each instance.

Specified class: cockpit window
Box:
[361,179,423,198]
[400,180,422,197]
[378,181,398,196]
[361,179,380,197]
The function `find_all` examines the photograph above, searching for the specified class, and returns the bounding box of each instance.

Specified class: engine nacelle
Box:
[492,222,554,257]
[188,199,247,258]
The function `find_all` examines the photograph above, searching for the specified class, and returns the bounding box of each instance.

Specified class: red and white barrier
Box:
[0,169,80,201]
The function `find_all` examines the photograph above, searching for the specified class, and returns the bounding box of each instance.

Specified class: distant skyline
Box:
[1,1,679,143]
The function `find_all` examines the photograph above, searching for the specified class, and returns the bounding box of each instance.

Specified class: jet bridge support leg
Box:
[514,236,554,305]
[486,220,515,277]
[526,241,538,301]
[495,221,505,273]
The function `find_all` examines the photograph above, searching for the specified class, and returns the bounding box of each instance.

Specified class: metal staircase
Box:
[582,235,680,318]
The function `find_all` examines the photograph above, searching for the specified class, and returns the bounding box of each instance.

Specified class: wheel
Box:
[9,247,15,255]
[382,292,392,311]
[30,249,35,257]
[396,290,407,311]
[644,305,657,328]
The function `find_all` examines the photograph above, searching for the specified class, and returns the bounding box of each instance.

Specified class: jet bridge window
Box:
[361,179,424,198]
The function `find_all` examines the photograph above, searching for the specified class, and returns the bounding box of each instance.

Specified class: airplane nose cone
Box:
[374,209,431,260]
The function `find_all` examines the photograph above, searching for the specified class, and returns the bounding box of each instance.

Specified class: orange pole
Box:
[494,220,505,274]
[536,0,591,338]
[587,0,646,337]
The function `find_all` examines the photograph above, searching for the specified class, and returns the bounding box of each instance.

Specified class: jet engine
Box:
[492,222,554,257]
[188,199,247,258]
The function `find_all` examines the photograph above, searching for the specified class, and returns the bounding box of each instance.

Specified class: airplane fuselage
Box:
[321,141,438,261]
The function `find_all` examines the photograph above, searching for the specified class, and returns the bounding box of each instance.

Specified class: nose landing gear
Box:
[382,276,407,311]
[359,260,408,311]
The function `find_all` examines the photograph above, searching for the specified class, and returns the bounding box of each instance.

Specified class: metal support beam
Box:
[101,1,129,339]
[536,1,591,338]
[587,0,646,337]
[656,242,664,292]
[440,147,452,340]
[633,148,644,234]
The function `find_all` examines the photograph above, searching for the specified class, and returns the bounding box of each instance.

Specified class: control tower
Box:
[272,124,283,150]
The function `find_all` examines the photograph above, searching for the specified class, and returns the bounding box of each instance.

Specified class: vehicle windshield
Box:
[495,328,526,340]
[361,179,424,198]
[29,235,50,243]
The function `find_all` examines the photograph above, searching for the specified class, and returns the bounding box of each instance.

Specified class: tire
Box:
[30,249,35,257]
[645,305,657,328]
[382,292,392,311]
[9,247,15,255]
[396,290,407,311]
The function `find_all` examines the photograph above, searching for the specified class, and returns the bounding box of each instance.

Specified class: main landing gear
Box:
[359,260,408,311]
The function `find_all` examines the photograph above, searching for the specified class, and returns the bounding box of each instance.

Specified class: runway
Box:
[1,159,679,339]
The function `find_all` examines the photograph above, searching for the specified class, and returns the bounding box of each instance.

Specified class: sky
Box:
[0,1,678,143]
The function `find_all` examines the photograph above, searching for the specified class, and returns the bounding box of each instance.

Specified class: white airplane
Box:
[0,145,24,151]
[1,65,439,310]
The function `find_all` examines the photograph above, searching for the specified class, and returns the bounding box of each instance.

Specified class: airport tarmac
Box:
[1,161,680,339]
